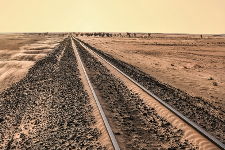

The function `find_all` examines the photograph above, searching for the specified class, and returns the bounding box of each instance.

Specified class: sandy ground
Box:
[80,35,225,110]
[0,33,62,92]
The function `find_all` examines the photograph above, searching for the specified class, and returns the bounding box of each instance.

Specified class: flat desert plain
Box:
[0,33,224,149]
[80,34,225,110]
[0,33,62,92]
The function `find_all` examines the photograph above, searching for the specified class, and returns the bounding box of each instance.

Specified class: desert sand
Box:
[80,34,225,110]
[0,33,62,92]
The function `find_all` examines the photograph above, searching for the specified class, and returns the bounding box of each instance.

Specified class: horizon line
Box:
[0,31,224,35]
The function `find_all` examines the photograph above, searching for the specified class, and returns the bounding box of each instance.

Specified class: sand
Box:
[80,34,225,110]
[0,33,62,92]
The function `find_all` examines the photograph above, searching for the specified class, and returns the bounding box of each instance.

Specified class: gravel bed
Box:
[0,38,105,149]
[75,40,196,150]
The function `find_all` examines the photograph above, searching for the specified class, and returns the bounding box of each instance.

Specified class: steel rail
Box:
[75,37,225,150]
[71,36,121,150]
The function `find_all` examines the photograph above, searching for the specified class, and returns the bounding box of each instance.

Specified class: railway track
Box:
[72,36,225,150]
[77,37,225,145]
[0,37,106,149]
[71,38,119,150]
[0,35,224,149]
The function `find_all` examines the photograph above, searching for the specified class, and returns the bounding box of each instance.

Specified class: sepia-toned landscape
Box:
[0,33,224,149]
[1,0,225,149]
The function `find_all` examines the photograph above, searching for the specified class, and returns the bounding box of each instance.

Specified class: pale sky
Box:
[0,0,225,34]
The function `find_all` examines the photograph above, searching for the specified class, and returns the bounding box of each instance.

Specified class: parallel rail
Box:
[74,37,225,150]
[71,37,120,150]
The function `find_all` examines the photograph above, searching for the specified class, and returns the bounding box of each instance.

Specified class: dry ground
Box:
[0,33,62,92]
[80,34,225,110]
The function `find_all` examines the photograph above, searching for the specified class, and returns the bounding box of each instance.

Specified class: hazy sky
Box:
[0,0,225,34]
